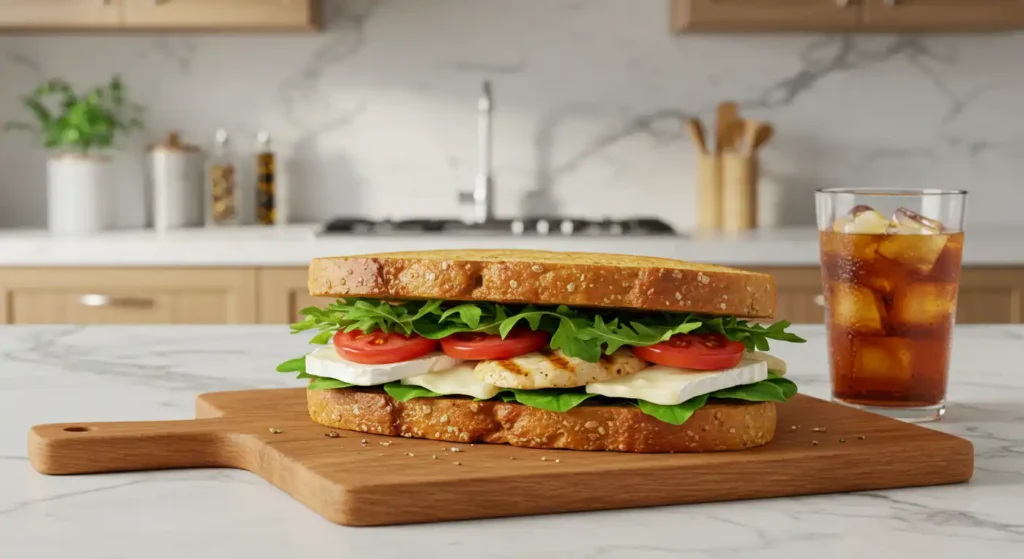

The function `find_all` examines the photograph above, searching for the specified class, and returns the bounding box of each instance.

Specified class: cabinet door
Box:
[863,0,1023,30]
[0,0,121,29]
[257,268,327,324]
[123,0,319,30]
[0,268,257,324]
[671,0,861,31]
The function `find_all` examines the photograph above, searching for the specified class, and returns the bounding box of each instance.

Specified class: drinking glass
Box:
[815,189,967,422]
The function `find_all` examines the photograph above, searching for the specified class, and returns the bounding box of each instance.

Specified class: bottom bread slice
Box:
[307,387,777,453]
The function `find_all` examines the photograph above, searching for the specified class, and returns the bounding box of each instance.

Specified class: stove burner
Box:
[319,217,677,236]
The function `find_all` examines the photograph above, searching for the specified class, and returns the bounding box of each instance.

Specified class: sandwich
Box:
[276,249,805,453]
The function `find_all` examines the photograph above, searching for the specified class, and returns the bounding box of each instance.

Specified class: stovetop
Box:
[318,217,678,236]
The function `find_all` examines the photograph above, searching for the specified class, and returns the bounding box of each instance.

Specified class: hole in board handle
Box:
[63,426,92,433]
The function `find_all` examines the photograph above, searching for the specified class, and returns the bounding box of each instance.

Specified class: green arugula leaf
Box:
[711,381,786,402]
[507,389,598,413]
[438,304,483,329]
[275,357,306,373]
[764,373,799,399]
[637,394,709,426]
[284,298,806,363]
[383,383,443,402]
[308,377,355,390]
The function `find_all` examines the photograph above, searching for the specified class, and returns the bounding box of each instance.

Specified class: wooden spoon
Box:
[684,118,707,154]
[716,101,739,154]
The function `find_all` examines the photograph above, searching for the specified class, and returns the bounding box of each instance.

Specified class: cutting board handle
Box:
[28,418,239,475]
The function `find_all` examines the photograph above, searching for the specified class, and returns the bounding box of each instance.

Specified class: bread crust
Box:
[306,387,777,453]
[308,249,776,318]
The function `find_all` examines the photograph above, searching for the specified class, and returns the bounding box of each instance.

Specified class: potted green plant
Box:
[4,75,143,235]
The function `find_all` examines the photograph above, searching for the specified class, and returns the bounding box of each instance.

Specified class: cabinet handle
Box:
[813,294,826,307]
[884,0,898,6]
[79,294,156,309]
[836,0,849,7]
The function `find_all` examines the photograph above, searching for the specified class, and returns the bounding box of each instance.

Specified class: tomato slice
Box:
[439,329,550,360]
[631,333,744,371]
[333,330,439,365]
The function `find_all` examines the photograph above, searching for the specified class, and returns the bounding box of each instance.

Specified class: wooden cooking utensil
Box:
[715,101,740,153]
[754,123,775,151]
[684,118,707,154]
[27,388,975,526]
[741,119,763,156]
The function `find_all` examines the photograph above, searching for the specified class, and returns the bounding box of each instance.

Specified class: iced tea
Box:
[816,193,967,422]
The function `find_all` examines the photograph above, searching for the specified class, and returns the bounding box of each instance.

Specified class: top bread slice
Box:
[308,249,776,318]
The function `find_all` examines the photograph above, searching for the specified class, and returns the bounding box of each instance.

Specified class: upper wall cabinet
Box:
[863,0,1023,31]
[671,0,861,32]
[671,0,1024,32]
[123,0,320,31]
[0,0,320,32]
[0,0,122,29]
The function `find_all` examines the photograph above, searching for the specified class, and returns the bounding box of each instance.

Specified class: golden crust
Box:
[306,387,777,453]
[307,249,777,318]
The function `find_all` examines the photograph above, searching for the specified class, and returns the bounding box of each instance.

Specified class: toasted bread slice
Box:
[307,387,777,453]
[308,249,776,317]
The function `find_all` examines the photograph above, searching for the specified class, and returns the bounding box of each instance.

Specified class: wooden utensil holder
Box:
[696,152,722,231]
[721,152,758,232]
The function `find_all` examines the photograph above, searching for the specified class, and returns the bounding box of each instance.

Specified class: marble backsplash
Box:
[1,0,1023,231]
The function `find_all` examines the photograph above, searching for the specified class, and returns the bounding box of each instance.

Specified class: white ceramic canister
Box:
[46,154,111,235]
[147,132,204,231]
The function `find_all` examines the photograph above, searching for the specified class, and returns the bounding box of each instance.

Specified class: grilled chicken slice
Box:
[473,348,648,390]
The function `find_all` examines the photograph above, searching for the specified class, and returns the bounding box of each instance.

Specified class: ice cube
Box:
[877,233,949,275]
[833,205,890,235]
[890,282,958,331]
[886,207,945,235]
[830,283,887,335]
[852,337,914,389]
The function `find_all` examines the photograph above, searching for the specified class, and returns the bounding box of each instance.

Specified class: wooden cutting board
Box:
[28,389,974,526]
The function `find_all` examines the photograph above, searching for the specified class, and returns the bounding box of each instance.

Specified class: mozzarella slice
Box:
[401,363,501,400]
[474,348,648,389]
[585,358,768,406]
[305,346,463,386]
[744,351,786,375]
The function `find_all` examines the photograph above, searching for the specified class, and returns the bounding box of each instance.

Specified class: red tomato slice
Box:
[439,329,550,360]
[333,330,439,365]
[631,333,744,371]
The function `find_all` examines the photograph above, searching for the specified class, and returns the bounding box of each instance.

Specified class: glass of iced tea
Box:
[816,189,967,422]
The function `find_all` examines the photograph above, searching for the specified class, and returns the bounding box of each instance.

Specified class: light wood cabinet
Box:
[257,268,324,325]
[863,0,1022,30]
[0,268,256,324]
[671,0,1024,31]
[0,0,122,29]
[123,0,320,31]
[672,0,861,32]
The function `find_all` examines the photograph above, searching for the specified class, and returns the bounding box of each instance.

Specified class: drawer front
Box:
[0,268,257,324]
[12,290,232,324]
[257,268,326,324]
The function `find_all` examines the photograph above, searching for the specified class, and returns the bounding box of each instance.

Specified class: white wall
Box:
[1,0,1022,231]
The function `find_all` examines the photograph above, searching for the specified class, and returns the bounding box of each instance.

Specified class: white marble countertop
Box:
[1,324,1022,557]
[1,224,1023,267]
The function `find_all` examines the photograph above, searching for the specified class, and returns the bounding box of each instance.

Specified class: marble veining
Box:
[0,324,1022,557]
[2,1,1024,232]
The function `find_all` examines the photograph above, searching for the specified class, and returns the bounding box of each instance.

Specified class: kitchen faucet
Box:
[459,80,495,224]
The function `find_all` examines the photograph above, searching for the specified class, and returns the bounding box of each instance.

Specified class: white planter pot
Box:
[46,155,110,235]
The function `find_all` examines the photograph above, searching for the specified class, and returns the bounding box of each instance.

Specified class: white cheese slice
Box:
[585,358,768,406]
[401,363,500,400]
[744,351,786,375]
[305,346,463,386]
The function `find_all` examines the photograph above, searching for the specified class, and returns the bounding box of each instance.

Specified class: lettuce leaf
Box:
[283,298,805,364]
[383,383,442,401]
[637,394,709,426]
[308,377,355,390]
[506,388,599,413]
